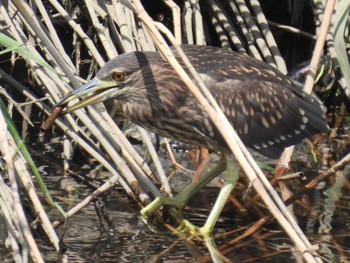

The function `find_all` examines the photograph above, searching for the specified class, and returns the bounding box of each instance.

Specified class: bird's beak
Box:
[56,78,118,113]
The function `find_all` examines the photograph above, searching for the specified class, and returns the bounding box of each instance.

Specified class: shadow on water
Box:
[0,123,349,262]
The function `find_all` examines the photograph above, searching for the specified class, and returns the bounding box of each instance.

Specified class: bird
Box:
[56,45,329,159]
[55,45,329,235]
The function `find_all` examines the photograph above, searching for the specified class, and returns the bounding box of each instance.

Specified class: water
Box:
[0,127,349,262]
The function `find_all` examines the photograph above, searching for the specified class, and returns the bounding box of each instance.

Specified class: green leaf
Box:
[0,32,56,74]
[333,0,350,91]
[0,98,58,208]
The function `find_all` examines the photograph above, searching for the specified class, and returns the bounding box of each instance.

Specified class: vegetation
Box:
[0,0,349,262]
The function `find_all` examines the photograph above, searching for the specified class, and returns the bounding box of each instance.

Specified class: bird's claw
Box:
[141,197,209,238]
[140,197,164,218]
[176,220,213,239]
[176,219,200,238]
[141,195,188,219]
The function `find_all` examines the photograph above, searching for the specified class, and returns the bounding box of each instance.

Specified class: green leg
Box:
[141,154,238,237]
[141,156,227,217]
[199,157,239,236]
[205,236,225,263]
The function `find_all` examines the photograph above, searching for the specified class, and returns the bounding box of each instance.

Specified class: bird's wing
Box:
[202,76,327,158]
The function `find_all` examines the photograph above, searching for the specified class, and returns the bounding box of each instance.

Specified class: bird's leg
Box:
[174,154,239,238]
[140,156,227,217]
[198,155,238,236]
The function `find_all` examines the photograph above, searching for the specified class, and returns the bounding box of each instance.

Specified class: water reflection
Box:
[1,130,349,262]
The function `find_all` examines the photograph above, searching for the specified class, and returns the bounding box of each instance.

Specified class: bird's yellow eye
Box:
[112,72,125,81]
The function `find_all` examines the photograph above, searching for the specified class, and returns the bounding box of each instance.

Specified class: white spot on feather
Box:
[244,123,249,134]
[261,117,269,128]
[270,116,276,124]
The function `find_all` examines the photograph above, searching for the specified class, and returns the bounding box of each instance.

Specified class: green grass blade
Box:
[333,0,350,90]
[0,98,56,206]
[0,33,56,74]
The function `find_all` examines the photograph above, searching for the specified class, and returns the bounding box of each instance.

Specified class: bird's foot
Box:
[140,197,212,238]
[140,195,187,219]
[176,219,212,239]
[176,219,199,238]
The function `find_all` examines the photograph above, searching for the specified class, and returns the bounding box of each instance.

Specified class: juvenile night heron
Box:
[56,45,329,234]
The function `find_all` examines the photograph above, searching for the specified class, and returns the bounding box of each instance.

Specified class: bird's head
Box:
[56,51,166,113]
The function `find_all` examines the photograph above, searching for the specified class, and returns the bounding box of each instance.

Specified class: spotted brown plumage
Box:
[56,45,329,159]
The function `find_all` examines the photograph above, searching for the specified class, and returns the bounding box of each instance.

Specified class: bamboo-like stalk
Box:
[137,126,172,196]
[32,0,75,69]
[227,0,262,59]
[113,0,137,52]
[0,176,23,262]
[47,0,105,66]
[183,1,194,44]
[0,108,44,263]
[249,0,287,72]
[84,0,118,59]
[158,23,321,263]
[12,0,80,87]
[0,0,346,262]
[163,0,182,44]
[235,0,275,65]
[191,0,206,45]
[207,0,244,50]
[131,1,322,259]
[279,0,336,166]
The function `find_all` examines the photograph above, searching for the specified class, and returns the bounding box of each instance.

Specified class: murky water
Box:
[0,126,349,262]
